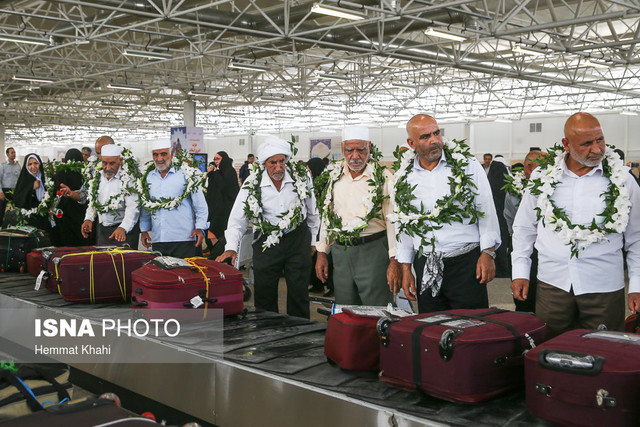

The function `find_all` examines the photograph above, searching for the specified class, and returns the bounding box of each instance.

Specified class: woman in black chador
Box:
[206,151,239,259]
[13,153,52,234]
[51,148,90,246]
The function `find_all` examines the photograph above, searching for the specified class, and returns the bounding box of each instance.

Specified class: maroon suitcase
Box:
[378,308,546,403]
[324,308,386,372]
[525,329,640,427]
[53,248,156,303]
[130,257,244,316]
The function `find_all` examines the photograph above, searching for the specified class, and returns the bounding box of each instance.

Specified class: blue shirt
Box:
[139,167,209,243]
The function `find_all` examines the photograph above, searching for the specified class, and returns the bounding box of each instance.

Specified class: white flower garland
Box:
[242,161,311,250]
[318,161,386,243]
[388,139,483,256]
[87,148,139,216]
[137,151,206,214]
[531,145,631,256]
[504,170,526,198]
[20,176,54,219]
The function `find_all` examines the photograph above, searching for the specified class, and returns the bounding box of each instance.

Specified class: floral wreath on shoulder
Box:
[529,143,630,257]
[502,169,527,198]
[86,147,140,217]
[19,160,84,220]
[242,137,311,251]
[387,139,484,257]
[136,149,206,215]
[315,144,387,245]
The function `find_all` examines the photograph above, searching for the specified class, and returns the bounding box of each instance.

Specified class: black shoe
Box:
[323,290,334,298]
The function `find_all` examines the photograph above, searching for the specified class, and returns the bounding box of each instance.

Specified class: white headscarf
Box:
[257,136,292,164]
[25,154,45,201]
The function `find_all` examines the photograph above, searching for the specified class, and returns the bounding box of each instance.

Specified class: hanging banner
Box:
[171,126,204,155]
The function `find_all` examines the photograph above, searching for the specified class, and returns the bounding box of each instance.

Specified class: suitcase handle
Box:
[537,349,604,376]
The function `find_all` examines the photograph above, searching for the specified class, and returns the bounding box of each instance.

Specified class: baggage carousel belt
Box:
[0,274,548,426]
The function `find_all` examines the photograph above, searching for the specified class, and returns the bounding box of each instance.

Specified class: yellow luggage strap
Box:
[54,248,148,303]
[184,257,211,319]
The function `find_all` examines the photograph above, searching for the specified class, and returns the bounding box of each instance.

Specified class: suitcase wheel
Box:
[439,329,463,361]
[132,299,148,307]
[377,318,394,347]
[135,287,143,295]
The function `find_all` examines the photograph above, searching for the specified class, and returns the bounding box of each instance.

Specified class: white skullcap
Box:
[101,144,122,157]
[152,140,172,151]
[342,125,370,142]
[257,136,292,163]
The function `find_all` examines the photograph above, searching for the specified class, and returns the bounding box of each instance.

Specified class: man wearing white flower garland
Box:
[139,140,209,258]
[81,144,140,248]
[60,135,115,202]
[395,114,501,313]
[512,113,640,337]
[218,136,319,319]
[315,125,401,306]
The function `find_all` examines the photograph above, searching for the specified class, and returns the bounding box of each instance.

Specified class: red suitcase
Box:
[324,308,387,372]
[378,308,546,403]
[624,312,639,333]
[53,248,155,303]
[130,257,244,316]
[525,329,640,427]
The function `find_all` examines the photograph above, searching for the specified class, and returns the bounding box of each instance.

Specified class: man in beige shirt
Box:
[315,126,401,305]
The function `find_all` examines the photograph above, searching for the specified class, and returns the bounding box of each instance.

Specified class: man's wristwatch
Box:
[482,249,496,259]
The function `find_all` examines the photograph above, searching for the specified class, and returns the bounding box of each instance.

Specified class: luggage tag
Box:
[190,295,204,308]
[34,270,47,290]
[151,256,194,269]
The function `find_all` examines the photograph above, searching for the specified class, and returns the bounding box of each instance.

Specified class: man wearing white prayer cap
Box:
[139,140,209,257]
[315,125,401,305]
[82,144,141,247]
[218,135,319,319]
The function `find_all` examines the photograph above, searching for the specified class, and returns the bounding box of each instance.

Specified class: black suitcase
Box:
[0,226,50,273]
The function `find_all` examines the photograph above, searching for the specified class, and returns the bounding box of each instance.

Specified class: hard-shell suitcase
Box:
[378,308,546,403]
[131,257,244,316]
[525,329,640,427]
[27,246,116,291]
[53,248,155,303]
[624,312,639,333]
[325,306,405,372]
[0,227,50,273]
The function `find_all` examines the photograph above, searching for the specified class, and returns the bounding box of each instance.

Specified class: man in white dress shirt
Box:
[81,144,140,248]
[397,114,501,313]
[217,136,320,319]
[512,112,640,337]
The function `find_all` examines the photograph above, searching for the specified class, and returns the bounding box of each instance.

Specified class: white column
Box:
[0,124,5,161]
[184,100,196,127]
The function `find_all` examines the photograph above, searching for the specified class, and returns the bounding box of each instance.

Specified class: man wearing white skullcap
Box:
[218,135,319,319]
[82,144,141,247]
[139,140,209,258]
[315,125,401,305]
[60,135,116,203]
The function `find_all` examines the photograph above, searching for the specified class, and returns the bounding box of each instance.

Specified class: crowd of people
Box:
[4,111,638,339]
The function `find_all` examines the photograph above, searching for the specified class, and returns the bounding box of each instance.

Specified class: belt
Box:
[336,230,386,247]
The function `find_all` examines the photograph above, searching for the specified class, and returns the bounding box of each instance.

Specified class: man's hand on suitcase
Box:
[81,220,93,238]
[109,227,126,242]
[141,231,152,248]
[629,292,640,313]
[216,250,237,266]
[511,279,529,301]
[401,263,417,301]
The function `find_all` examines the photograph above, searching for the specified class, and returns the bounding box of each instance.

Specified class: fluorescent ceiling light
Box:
[166,105,183,111]
[512,44,547,56]
[0,33,51,46]
[123,48,172,60]
[317,73,350,82]
[390,82,414,89]
[621,110,638,116]
[107,83,144,91]
[228,62,270,72]
[311,3,365,21]
[424,28,466,42]
[25,98,56,104]
[222,111,244,117]
[12,74,55,84]
[101,102,129,109]
[261,95,287,101]
[34,113,58,118]
[583,59,610,69]
[188,89,220,97]
[275,114,295,119]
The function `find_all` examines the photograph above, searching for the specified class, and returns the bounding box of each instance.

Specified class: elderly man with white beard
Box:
[315,126,400,306]
[81,144,140,247]
[218,136,319,318]
[511,112,640,338]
